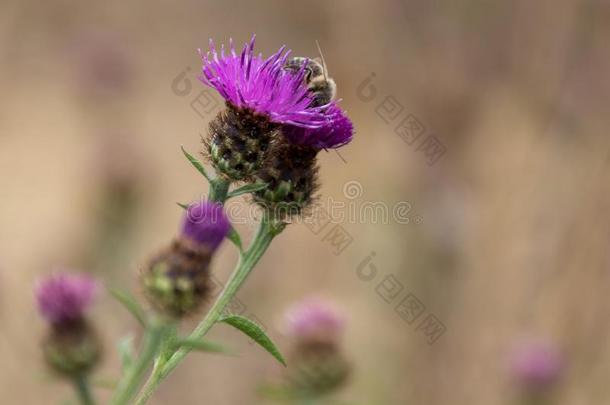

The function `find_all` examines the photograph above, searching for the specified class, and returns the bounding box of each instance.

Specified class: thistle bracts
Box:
[142,202,230,318]
[206,103,276,181]
[284,341,351,398]
[143,238,212,317]
[42,318,101,377]
[35,273,101,377]
[253,140,319,217]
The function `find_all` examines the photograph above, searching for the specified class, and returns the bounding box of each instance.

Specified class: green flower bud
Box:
[142,238,212,318]
[253,140,319,218]
[285,342,351,398]
[206,103,276,181]
[42,319,101,377]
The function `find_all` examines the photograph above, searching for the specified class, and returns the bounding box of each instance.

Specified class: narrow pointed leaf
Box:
[177,202,189,210]
[227,182,267,198]
[108,287,146,327]
[227,226,243,252]
[175,338,235,355]
[181,146,211,181]
[219,315,286,366]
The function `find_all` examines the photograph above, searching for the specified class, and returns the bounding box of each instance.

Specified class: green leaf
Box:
[227,226,243,252]
[108,287,147,327]
[176,202,189,210]
[174,338,235,355]
[181,146,211,181]
[227,182,267,198]
[117,334,135,372]
[219,315,286,366]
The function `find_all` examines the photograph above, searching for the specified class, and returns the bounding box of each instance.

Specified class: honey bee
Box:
[284,41,337,107]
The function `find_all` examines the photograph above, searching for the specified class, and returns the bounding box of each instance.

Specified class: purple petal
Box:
[181,201,231,251]
[35,273,97,324]
[199,36,329,128]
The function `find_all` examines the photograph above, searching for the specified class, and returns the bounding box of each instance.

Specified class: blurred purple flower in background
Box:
[509,339,564,393]
[35,273,97,325]
[283,296,345,343]
[69,31,133,94]
[181,201,231,251]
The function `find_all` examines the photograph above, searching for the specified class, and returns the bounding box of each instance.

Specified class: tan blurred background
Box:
[1,0,610,404]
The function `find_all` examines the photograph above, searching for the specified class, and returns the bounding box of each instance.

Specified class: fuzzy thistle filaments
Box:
[142,201,230,317]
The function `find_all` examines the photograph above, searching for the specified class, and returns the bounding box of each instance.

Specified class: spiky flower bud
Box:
[35,273,101,376]
[206,103,276,181]
[253,140,319,217]
[281,298,350,398]
[142,202,230,317]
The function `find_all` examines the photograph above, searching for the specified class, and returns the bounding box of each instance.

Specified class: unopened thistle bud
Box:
[198,35,335,181]
[282,298,350,398]
[142,201,230,317]
[206,104,276,181]
[35,273,101,376]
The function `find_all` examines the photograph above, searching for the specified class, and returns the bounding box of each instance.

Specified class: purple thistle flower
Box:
[181,201,230,251]
[284,297,345,341]
[282,104,354,149]
[36,273,97,325]
[509,339,564,392]
[199,35,331,129]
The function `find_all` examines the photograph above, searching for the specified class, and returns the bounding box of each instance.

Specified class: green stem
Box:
[133,215,280,405]
[209,178,230,203]
[110,319,167,405]
[72,375,95,405]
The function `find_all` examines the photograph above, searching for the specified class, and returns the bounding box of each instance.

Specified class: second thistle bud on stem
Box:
[142,202,230,318]
[253,140,319,218]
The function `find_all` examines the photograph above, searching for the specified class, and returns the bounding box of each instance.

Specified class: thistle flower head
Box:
[144,201,229,318]
[509,339,564,392]
[181,201,230,251]
[284,297,345,343]
[199,35,330,128]
[281,104,353,150]
[35,273,97,325]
